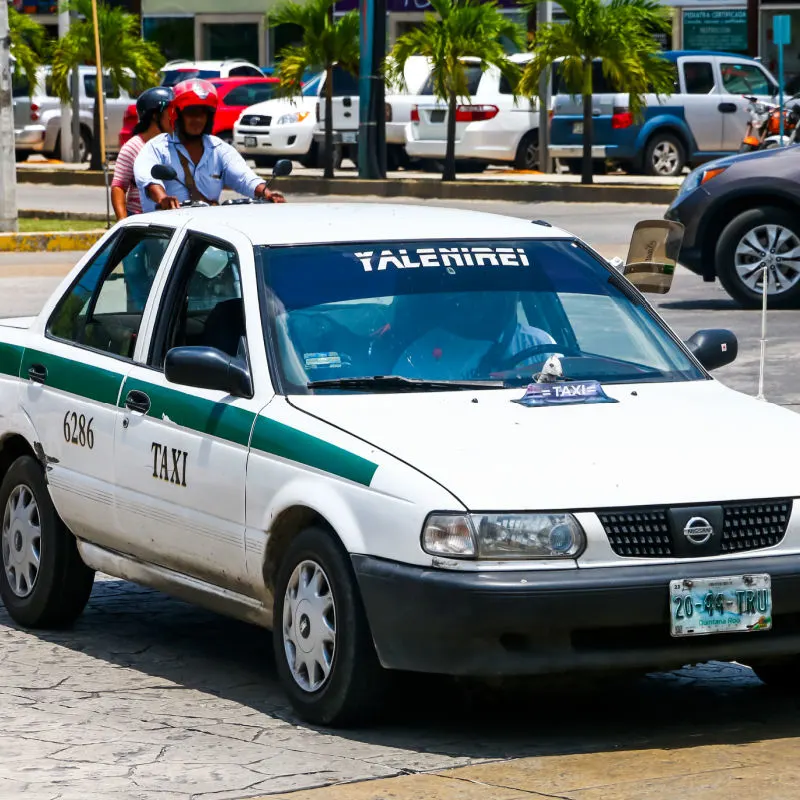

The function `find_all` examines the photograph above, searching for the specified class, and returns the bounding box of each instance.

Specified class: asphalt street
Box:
[1,196,800,799]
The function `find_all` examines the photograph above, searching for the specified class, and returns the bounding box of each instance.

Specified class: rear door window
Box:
[421,64,483,96]
[720,62,774,96]
[681,61,715,94]
[223,82,276,106]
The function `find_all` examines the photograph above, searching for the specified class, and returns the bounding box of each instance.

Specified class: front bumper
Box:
[234,124,313,157]
[353,553,800,676]
[664,188,710,278]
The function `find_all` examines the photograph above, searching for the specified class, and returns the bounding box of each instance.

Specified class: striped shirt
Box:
[111,135,145,215]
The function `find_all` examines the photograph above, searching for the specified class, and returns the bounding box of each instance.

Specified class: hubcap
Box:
[523,142,539,170]
[282,560,336,692]
[734,223,800,295]
[2,485,41,598]
[651,141,680,175]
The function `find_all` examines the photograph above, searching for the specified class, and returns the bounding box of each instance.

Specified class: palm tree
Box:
[269,0,360,179]
[9,7,49,93]
[520,0,674,185]
[387,0,523,182]
[50,0,164,170]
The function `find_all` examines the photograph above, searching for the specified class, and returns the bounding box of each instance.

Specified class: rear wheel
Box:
[750,658,800,690]
[50,127,91,163]
[514,130,539,170]
[643,132,685,177]
[0,456,94,628]
[253,155,276,168]
[716,206,800,309]
[273,526,388,726]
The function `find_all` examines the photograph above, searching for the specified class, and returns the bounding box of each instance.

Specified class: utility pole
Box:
[536,0,552,174]
[358,0,386,178]
[58,6,73,161]
[71,9,80,162]
[0,0,17,232]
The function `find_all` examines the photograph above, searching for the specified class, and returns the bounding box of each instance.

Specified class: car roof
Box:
[161,59,259,70]
[136,204,573,246]
[663,50,763,62]
[210,76,279,88]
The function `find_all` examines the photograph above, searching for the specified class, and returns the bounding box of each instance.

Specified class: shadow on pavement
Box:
[7,576,800,764]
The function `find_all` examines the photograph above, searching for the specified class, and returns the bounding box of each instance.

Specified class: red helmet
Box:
[169,79,219,129]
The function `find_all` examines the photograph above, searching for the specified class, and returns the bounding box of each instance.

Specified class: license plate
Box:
[341,131,357,143]
[573,122,584,135]
[431,110,446,123]
[669,574,772,637]
[244,136,257,147]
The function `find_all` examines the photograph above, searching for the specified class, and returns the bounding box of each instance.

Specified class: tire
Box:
[716,206,800,309]
[299,142,318,169]
[51,128,91,163]
[750,659,800,691]
[0,456,94,628]
[273,525,388,726]
[253,155,276,168]
[456,160,488,173]
[643,132,685,177]
[514,130,539,171]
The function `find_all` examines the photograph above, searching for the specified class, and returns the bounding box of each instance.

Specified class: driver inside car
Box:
[389,291,557,380]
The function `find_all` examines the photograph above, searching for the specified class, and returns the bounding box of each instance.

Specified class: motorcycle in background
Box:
[739,94,800,153]
[739,95,775,152]
[760,96,800,150]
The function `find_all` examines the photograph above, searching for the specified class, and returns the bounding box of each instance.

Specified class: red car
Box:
[118,76,279,148]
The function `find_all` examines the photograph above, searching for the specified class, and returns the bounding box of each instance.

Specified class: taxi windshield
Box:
[257,239,704,392]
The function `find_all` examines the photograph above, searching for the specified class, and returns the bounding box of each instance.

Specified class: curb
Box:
[0,230,105,252]
[15,168,679,204]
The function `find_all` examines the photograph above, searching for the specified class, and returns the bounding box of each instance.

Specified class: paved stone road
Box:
[3,200,800,800]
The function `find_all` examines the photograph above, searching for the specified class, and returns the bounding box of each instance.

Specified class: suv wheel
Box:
[750,659,800,690]
[716,206,800,309]
[514,131,539,170]
[643,133,685,177]
[0,456,94,628]
[273,526,388,726]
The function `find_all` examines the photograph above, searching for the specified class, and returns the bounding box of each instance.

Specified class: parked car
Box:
[405,54,550,172]
[665,145,800,308]
[549,51,778,177]
[159,59,263,87]
[119,76,278,148]
[315,55,433,170]
[13,65,137,162]
[233,66,356,168]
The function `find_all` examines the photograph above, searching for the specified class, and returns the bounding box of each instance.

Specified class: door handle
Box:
[124,390,151,414]
[27,363,47,384]
[718,102,738,113]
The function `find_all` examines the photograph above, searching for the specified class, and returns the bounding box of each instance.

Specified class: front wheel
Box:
[716,206,800,309]
[273,526,388,726]
[0,456,94,628]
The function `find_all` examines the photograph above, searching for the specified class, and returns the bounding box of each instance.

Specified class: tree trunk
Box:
[581,60,593,186]
[443,89,457,182]
[324,63,334,179]
[90,94,102,171]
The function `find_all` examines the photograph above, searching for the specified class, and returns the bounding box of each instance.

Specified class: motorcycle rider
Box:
[111,86,174,219]
[134,78,285,211]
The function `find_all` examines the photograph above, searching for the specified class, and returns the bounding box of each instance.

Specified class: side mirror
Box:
[151,163,178,181]
[273,159,293,178]
[623,219,684,294]
[164,346,253,398]
[685,329,738,371]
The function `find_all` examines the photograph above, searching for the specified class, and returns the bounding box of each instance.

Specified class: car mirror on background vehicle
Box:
[165,346,253,398]
[152,164,178,181]
[623,219,684,294]
[272,159,293,178]
[684,329,738,371]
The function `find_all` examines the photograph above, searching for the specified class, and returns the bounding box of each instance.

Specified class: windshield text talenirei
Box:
[354,246,530,272]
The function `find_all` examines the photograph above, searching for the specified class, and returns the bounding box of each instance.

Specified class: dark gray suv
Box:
[665,145,800,308]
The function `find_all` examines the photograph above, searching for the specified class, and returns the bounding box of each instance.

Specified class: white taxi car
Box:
[2,201,800,727]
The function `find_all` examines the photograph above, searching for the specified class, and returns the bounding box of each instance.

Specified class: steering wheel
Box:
[493,343,581,372]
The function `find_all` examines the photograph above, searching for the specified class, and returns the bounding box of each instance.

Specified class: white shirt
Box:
[134,133,263,212]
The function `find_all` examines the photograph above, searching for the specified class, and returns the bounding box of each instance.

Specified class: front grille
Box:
[598,499,793,558]
[721,500,792,552]
[598,510,674,557]
[240,114,271,127]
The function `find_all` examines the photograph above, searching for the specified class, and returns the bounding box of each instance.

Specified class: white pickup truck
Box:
[3,195,800,728]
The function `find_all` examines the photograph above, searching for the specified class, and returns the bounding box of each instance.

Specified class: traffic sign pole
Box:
[773,15,791,144]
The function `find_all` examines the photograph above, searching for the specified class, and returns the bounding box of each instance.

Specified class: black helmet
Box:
[133,86,174,135]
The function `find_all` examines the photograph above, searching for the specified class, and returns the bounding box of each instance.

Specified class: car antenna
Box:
[756,263,769,401]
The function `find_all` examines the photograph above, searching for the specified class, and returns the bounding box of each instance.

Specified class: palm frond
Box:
[8,8,48,93]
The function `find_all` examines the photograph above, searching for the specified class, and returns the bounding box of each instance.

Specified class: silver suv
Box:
[13,65,136,162]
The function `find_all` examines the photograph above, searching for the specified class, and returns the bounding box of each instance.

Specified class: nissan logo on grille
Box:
[683,516,714,545]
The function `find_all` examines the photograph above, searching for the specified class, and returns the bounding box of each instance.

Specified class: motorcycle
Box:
[739,94,800,153]
[149,158,292,208]
[759,96,800,150]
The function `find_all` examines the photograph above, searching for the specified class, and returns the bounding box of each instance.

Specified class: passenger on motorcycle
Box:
[133,78,285,211]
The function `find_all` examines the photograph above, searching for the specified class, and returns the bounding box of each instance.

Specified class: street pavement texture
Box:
[1,197,799,800]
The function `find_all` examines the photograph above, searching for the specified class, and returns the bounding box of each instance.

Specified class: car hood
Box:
[239,96,316,117]
[703,143,800,172]
[290,380,800,510]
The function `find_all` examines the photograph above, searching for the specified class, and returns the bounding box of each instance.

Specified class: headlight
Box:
[276,111,309,125]
[677,164,727,198]
[421,513,585,559]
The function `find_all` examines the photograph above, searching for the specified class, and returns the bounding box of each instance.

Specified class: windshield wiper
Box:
[306,375,505,392]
